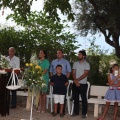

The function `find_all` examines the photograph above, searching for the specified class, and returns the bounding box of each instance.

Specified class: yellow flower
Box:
[25,63,29,67]
[38,66,42,70]
[29,63,33,66]
[35,65,42,70]
[35,65,40,69]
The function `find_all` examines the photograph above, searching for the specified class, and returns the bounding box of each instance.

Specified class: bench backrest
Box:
[90,85,109,97]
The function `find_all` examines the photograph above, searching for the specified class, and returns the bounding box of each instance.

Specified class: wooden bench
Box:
[88,85,120,117]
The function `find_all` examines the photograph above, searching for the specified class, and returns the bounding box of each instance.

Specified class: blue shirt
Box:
[50,58,71,75]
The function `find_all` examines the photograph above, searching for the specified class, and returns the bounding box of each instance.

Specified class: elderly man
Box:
[6,47,20,108]
[50,49,71,114]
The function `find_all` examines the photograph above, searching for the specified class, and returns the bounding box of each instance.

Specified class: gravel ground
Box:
[0,97,120,120]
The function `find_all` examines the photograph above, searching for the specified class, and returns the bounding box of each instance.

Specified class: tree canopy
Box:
[1,0,120,58]
[0,11,79,66]
[74,0,120,58]
[0,0,74,21]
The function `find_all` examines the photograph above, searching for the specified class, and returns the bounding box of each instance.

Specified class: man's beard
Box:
[78,57,84,60]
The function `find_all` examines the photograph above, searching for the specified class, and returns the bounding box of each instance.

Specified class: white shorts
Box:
[53,95,65,104]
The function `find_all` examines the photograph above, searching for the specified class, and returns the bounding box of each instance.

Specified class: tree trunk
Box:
[105,34,120,58]
[113,34,120,58]
[115,47,120,58]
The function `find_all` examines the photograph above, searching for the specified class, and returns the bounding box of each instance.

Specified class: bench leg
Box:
[99,104,102,114]
[26,96,31,110]
[94,103,99,117]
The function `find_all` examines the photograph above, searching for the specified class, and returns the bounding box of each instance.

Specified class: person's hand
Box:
[65,82,68,86]
[50,82,54,86]
[73,79,78,84]
[115,75,120,79]
[74,79,80,87]
[76,82,80,87]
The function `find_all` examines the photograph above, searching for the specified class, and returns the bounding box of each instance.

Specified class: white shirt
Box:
[6,56,20,69]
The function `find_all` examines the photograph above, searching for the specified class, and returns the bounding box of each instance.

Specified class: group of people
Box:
[6,47,120,120]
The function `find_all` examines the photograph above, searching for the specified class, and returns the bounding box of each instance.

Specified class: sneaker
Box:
[71,113,79,116]
[60,113,64,117]
[10,105,16,109]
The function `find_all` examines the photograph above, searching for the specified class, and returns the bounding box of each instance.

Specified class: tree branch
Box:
[93,18,115,47]
[88,0,109,30]
[88,0,99,14]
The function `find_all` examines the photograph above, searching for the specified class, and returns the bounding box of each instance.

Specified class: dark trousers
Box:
[57,95,66,114]
[11,90,17,107]
[72,83,88,115]
[8,72,17,107]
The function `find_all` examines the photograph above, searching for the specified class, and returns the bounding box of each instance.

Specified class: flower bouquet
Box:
[24,53,46,92]
[23,53,46,120]
[0,53,10,74]
[0,53,10,69]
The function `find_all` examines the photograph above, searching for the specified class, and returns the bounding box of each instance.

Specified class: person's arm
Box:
[66,61,71,78]
[72,62,79,86]
[77,63,90,81]
[111,79,120,87]
[72,69,77,81]
[50,82,54,86]
[15,57,20,68]
[65,81,69,86]
[43,69,48,74]
[77,70,89,81]
[50,72,53,77]
[43,60,50,74]
[66,72,70,79]
[72,69,80,86]
[108,74,119,85]
[49,61,53,77]
[50,77,54,86]
[64,75,69,86]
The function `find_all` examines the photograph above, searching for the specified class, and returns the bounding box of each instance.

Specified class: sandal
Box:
[37,107,41,113]
[41,111,45,113]
[52,113,57,116]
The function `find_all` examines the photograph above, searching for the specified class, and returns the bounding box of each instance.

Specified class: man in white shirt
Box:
[6,47,20,108]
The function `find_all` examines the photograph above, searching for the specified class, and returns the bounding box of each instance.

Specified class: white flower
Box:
[30,53,38,65]
[41,83,46,88]
[0,54,10,68]
[40,77,43,80]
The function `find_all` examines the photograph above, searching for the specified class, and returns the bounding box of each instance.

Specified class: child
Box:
[50,64,68,117]
[97,64,120,120]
